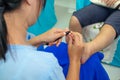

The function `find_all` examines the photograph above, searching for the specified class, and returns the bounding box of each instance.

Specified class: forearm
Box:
[87,24,116,54]
[27,35,43,47]
[66,61,81,80]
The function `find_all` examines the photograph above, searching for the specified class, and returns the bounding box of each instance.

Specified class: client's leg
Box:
[69,4,110,33]
[69,16,82,33]
[81,10,120,63]
[68,4,117,64]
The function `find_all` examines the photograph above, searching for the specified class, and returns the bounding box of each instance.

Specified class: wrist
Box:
[36,35,46,45]
[30,36,44,46]
[69,61,81,70]
[69,60,81,65]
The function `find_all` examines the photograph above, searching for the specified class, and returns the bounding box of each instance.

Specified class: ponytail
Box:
[0,1,7,60]
[0,0,22,60]
[0,0,46,60]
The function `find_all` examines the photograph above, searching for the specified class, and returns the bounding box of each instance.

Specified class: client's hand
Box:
[101,0,117,7]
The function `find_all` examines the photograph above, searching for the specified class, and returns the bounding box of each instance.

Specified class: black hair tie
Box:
[0,0,5,6]
[0,7,5,14]
[0,0,5,13]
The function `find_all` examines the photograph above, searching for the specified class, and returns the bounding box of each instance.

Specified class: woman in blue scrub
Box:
[0,0,83,80]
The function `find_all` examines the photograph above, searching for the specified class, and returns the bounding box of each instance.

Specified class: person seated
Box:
[69,0,120,64]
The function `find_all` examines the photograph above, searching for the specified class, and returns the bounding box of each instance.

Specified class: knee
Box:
[70,16,80,25]
[69,16,82,32]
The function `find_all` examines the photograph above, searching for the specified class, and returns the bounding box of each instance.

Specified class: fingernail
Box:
[63,32,66,35]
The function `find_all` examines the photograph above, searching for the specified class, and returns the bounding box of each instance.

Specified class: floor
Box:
[54,1,120,79]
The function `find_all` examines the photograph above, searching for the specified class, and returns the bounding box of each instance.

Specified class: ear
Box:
[25,0,32,5]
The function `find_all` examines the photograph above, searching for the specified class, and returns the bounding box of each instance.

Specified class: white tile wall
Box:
[55,0,76,9]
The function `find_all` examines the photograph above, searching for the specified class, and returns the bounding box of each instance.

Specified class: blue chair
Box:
[76,0,91,10]
[28,0,57,36]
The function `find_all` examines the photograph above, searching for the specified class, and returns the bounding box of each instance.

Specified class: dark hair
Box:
[0,0,46,61]
[0,0,22,60]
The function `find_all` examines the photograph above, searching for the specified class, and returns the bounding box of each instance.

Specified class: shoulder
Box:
[15,47,59,67]
[7,45,60,72]
[18,50,64,80]
[1,45,65,80]
[10,45,57,62]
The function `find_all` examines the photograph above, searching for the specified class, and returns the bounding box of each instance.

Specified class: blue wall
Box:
[76,0,91,10]
[28,0,57,36]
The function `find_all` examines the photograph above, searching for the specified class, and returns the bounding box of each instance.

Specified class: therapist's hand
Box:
[67,32,84,62]
[66,32,91,64]
[41,28,67,46]
[66,32,84,80]
[30,28,67,47]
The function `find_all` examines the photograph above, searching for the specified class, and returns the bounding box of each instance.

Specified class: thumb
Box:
[68,35,72,48]
[55,32,66,39]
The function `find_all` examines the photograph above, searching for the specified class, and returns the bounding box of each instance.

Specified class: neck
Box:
[4,11,29,45]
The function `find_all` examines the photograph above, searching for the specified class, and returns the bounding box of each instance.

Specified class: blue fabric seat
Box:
[37,42,110,80]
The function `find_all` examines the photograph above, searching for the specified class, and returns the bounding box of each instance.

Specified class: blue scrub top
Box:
[0,45,65,80]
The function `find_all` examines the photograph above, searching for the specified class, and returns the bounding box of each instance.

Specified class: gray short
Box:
[73,4,120,37]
